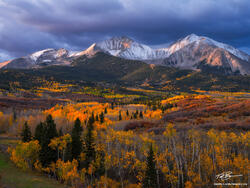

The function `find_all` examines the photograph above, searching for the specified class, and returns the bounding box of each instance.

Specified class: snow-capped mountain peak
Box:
[180,33,201,44]
[80,36,170,60]
[71,43,98,57]
[166,34,201,54]
[72,34,249,75]
[29,48,70,62]
[162,34,250,75]
[97,36,134,51]
[1,34,249,75]
[2,48,73,69]
[166,34,249,62]
[202,37,249,61]
[30,48,55,61]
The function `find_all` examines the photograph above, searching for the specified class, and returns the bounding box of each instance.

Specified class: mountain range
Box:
[1,34,250,75]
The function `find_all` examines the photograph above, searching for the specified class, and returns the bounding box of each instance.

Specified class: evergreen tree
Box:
[152,105,157,111]
[126,110,129,116]
[83,117,96,169]
[64,142,72,162]
[91,112,95,123]
[21,121,32,142]
[119,111,122,121]
[95,114,99,121]
[89,114,95,125]
[161,106,165,114]
[34,122,44,143]
[13,110,17,121]
[39,114,58,167]
[133,112,138,119]
[111,102,114,110]
[104,107,107,114]
[143,144,158,188]
[71,118,83,160]
[140,111,143,119]
[99,112,104,124]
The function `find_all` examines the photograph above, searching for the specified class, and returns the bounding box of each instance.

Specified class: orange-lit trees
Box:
[8,140,41,170]
[5,99,250,187]
[54,159,79,185]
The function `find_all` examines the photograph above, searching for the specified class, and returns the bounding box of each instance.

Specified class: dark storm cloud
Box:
[0,0,250,61]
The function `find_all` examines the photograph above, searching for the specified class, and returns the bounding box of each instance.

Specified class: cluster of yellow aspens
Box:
[8,122,249,187]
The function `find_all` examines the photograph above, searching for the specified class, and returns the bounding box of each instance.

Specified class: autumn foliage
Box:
[5,94,250,187]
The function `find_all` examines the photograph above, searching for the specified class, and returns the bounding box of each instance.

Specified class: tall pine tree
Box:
[39,114,58,167]
[83,116,96,169]
[91,112,95,123]
[34,122,44,143]
[99,112,104,124]
[21,121,32,142]
[95,114,99,121]
[143,144,158,188]
[140,111,143,119]
[119,111,122,121]
[64,142,72,162]
[71,118,83,160]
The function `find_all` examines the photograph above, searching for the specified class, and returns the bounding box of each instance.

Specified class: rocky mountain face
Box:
[74,34,250,75]
[77,36,170,60]
[1,34,250,75]
[0,60,11,68]
[162,34,250,75]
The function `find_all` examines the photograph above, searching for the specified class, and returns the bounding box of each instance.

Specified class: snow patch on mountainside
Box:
[166,34,249,62]
[165,34,200,54]
[96,36,159,60]
[30,49,54,61]
[206,39,249,61]
[163,39,250,75]
[82,36,170,60]
[2,48,74,69]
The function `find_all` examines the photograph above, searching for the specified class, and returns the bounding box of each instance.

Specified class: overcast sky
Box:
[0,0,250,61]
